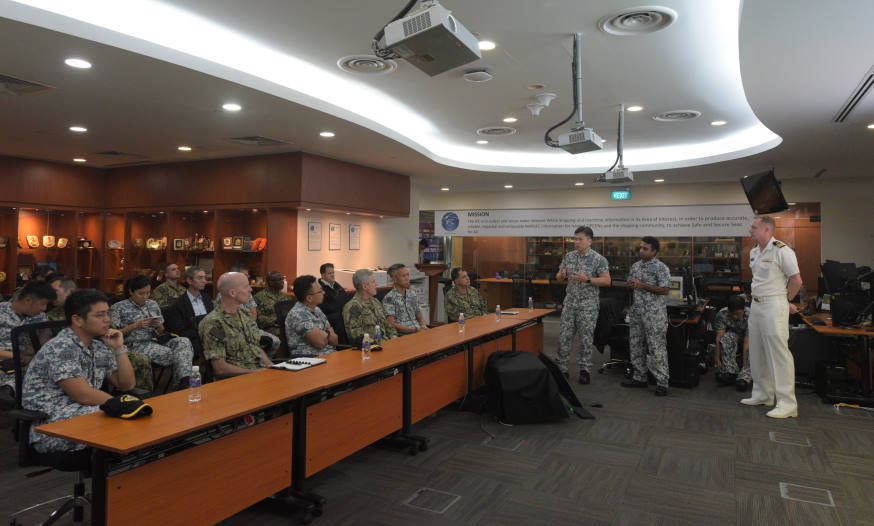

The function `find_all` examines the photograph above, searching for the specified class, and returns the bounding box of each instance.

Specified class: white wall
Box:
[419,176,874,267]
[296,184,420,276]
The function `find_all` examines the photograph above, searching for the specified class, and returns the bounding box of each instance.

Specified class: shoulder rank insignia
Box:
[773,241,787,248]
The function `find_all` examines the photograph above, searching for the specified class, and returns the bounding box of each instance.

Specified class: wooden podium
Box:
[415,264,448,324]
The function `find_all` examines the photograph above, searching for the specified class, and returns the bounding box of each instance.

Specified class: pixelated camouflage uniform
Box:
[285,301,335,356]
[253,289,289,338]
[444,286,487,323]
[557,249,609,373]
[628,257,671,387]
[382,287,423,332]
[199,305,265,370]
[0,301,48,390]
[343,294,398,345]
[714,306,751,381]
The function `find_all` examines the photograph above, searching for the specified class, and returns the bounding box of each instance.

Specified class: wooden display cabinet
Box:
[16,208,77,282]
[126,212,168,283]
[215,209,267,281]
[168,210,216,293]
[0,207,18,295]
[102,212,126,295]
[76,212,103,290]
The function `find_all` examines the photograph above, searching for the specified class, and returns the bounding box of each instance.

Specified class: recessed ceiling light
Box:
[72,158,87,163]
[574,182,584,186]
[252,208,259,213]
[441,187,450,191]
[64,58,91,69]
[601,139,607,143]
[654,178,665,182]
[305,208,311,211]
[867,123,874,129]
[476,140,489,144]
[711,120,727,126]
[527,83,546,90]
[502,117,518,123]
[478,40,496,51]
[177,145,192,151]
[627,105,643,112]
[222,102,242,112]
[345,212,351,215]
[503,184,513,189]
[320,131,335,138]
[202,210,209,214]
[69,126,87,133]
[379,215,384,218]
[787,202,797,206]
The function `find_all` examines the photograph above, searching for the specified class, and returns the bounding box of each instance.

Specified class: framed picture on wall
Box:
[349,224,361,250]
[329,223,340,250]
[308,222,322,251]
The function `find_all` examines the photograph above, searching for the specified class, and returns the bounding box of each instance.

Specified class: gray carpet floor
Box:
[3,313,873,525]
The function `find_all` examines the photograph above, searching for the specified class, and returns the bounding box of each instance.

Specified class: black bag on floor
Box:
[485,351,568,424]
[667,324,700,388]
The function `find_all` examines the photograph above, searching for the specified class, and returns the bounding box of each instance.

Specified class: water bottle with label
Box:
[458,313,465,333]
[495,304,501,322]
[188,365,202,403]
[528,296,534,311]
[373,325,382,346]
[361,332,371,360]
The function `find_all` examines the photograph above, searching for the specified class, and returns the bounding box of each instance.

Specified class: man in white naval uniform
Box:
[741,216,803,418]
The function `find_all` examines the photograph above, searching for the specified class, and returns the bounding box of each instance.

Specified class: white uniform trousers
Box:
[748,297,797,411]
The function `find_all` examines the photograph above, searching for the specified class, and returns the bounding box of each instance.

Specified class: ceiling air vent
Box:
[476,126,517,137]
[598,6,678,36]
[653,110,701,122]
[832,64,874,123]
[0,74,54,96]
[337,54,397,76]
[228,136,291,147]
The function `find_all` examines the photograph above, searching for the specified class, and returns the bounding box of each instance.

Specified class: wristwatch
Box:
[114,346,128,357]
[586,278,591,284]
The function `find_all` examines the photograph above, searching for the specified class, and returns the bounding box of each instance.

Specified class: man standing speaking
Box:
[742,216,802,418]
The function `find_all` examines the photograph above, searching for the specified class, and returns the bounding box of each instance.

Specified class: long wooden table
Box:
[802,311,873,401]
[35,309,554,525]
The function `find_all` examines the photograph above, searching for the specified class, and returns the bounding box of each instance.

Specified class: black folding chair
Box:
[274,299,297,354]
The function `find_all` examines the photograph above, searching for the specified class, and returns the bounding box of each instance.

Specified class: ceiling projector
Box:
[383,2,481,76]
[557,127,604,154]
[598,166,634,184]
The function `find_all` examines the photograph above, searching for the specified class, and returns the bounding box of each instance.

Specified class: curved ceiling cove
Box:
[4,0,781,174]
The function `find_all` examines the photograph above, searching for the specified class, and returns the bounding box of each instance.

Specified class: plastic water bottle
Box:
[373,325,382,346]
[188,365,202,403]
[361,332,371,360]
[528,297,534,312]
[495,304,502,322]
[458,313,465,333]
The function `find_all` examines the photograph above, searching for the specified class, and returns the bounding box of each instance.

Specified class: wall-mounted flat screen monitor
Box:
[741,169,788,214]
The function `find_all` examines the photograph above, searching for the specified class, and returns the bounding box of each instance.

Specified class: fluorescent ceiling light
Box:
[320,131,335,137]
[64,57,91,69]
[478,40,496,50]
[69,125,87,132]
[222,102,242,111]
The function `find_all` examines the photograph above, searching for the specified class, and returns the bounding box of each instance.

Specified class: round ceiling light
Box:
[64,58,91,69]
[711,120,727,126]
[72,158,87,163]
[502,117,518,123]
[503,184,513,189]
[574,182,584,186]
[867,123,874,129]
[463,69,493,83]
[478,40,496,50]
[178,145,192,151]
[337,54,398,76]
[476,140,489,144]
[598,6,678,36]
[653,110,701,122]
[441,187,450,191]
[222,102,242,112]
[627,105,644,112]
[527,83,546,90]
[654,178,665,182]
[476,126,516,137]
[69,126,87,133]
[320,131,336,138]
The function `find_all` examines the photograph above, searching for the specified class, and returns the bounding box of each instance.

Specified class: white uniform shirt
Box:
[749,237,800,297]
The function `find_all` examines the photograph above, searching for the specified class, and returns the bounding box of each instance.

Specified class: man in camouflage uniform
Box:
[151,262,185,309]
[285,275,338,356]
[555,226,611,384]
[383,263,428,335]
[444,267,488,323]
[47,275,76,322]
[200,272,273,375]
[22,289,135,454]
[111,275,193,391]
[343,269,398,345]
[714,294,752,390]
[0,281,56,408]
[253,271,290,339]
[215,264,281,357]
[621,236,671,396]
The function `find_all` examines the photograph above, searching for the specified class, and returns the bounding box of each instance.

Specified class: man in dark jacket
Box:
[164,266,213,358]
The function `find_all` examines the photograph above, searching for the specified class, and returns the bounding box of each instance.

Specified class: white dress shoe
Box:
[740,397,774,406]
[766,407,798,419]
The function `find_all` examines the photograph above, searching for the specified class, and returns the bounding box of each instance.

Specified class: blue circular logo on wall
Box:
[441,212,459,232]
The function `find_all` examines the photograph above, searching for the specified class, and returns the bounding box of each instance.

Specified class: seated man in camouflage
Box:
[200,272,273,376]
[714,294,752,391]
[51,275,154,391]
[151,262,185,309]
[214,264,281,357]
[253,271,289,340]
[444,267,488,322]
[342,269,398,345]
[383,263,428,335]
[285,275,338,356]
[0,281,56,409]
[22,289,135,457]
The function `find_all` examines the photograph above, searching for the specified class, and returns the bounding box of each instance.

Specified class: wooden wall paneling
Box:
[105,153,304,210]
[792,226,822,294]
[0,156,104,209]
[126,212,168,281]
[0,207,19,295]
[77,212,104,290]
[299,153,409,217]
[266,208,298,279]
[102,213,126,294]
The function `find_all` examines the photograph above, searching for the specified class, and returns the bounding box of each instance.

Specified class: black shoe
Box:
[620,379,647,388]
[579,370,590,385]
[716,372,737,386]
[655,386,668,397]
[735,379,750,392]
[0,385,15,410]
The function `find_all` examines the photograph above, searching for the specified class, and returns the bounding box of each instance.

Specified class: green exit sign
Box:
[611,190,631,200]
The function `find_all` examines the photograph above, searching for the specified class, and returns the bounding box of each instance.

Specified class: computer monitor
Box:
[821,261,857,294]
[741,169,789,214]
